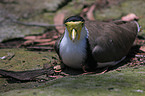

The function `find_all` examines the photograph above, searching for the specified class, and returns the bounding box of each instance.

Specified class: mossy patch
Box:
[1,66,145,96]
[0,49,56,70]
[0,48,57,93]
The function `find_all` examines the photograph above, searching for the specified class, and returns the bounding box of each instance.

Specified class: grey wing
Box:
[86,21,138,62]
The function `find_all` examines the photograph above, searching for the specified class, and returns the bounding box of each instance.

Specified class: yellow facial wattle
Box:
[65,21,83,41]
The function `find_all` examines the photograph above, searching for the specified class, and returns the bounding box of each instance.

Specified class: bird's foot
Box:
[82,65,109,74]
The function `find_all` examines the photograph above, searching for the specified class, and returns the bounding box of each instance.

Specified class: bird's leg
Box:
[81,61,98,72]
[81,64,96,73]
[94,67,109,74]
[82,64,109,74]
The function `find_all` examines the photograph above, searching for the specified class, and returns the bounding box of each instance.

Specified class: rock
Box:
[0,0,68,42]
[0,19,44,42]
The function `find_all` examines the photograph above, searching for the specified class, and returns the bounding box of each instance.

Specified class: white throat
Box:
[59,26,88,69]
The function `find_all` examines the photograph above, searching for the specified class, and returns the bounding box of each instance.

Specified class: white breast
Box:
[59,27,88,69]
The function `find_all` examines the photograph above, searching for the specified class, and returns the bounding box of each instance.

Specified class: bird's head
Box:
[64,16,85,42]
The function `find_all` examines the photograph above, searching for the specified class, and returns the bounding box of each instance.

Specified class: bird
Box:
[55,16,140,72]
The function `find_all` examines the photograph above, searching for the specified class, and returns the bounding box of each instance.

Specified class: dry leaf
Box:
[23,40,34,46]
[33,39,52,43]
[24,36,37,40]
[27,46,53,50]
[121,13,139,21]
[52,35,59,39]
[54,65,61,71]
[140,46,145,52]
[36,41,56,46]
[86,4,96,20]
[80,7,89,17]
[54,13,65,34]
[135,39,145,45]
[83,7,89,12]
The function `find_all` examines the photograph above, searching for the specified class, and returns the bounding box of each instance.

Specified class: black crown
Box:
[64,16,85,23]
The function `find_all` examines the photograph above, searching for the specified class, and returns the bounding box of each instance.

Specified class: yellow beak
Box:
[65,21,83,42]
[71,29,77,41]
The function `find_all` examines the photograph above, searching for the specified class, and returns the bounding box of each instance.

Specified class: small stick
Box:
[12,19,64,28]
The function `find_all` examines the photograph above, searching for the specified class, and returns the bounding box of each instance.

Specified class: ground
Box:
[0,0,145,96]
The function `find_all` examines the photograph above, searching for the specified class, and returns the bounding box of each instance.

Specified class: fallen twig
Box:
[35,41,56,46]
[54,12,65,34]
[12,19,64,28]
[27,46,54,50]
[0,67,54,81]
